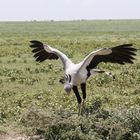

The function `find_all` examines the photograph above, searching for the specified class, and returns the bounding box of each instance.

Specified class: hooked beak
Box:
[64,84,72,95]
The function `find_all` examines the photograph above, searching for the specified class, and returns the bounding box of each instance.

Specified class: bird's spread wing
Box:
[29,40,72,69]
[79,44,137,71]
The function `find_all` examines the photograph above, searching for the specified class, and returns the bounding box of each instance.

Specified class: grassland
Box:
[0,20,140,140]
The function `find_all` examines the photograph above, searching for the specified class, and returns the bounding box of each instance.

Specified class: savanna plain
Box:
[0,20,140,140]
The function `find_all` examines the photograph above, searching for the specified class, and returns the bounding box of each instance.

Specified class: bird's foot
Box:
[78,104,82,116]
[78,100,86,116]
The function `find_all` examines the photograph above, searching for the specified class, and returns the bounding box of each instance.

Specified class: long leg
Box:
[81,83,86,100]
[81,83,86,113]
[73,86,82,115]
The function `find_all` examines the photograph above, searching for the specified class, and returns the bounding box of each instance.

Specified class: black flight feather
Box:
[87,44,137,69]
[30,40,59,62]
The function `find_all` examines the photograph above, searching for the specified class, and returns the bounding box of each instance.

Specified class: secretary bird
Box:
[29,40,136,115]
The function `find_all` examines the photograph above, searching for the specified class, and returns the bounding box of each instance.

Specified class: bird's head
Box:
[64,83,72,94]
